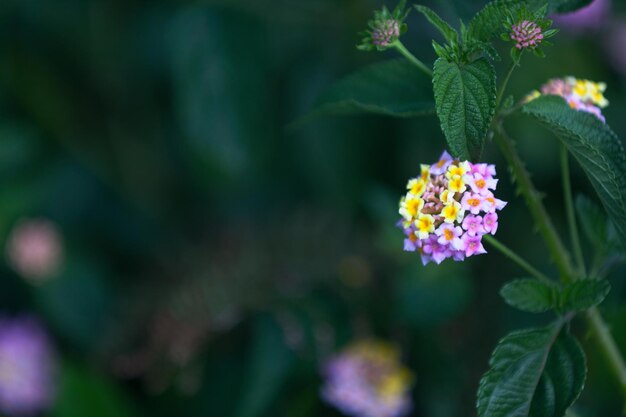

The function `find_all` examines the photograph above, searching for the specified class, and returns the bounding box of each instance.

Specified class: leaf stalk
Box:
[482,235,552,283]
[560,144,587,277]
[393,41,433,77]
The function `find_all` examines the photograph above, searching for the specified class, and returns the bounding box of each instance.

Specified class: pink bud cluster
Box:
[398,151,506,266]
[372,19,400,47]
[510,20,544,49]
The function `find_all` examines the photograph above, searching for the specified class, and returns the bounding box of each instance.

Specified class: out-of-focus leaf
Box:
[433,57,496,160]
[576,194,609,250]
[478,324,586,417]
[52,362,139,417]
[171,10,271,184]
[500,279,558,313]
[0,123,41,177]
[523,96,626,250]
[35,257,114,351]
[304,59,435,121]
[235,315,294,417]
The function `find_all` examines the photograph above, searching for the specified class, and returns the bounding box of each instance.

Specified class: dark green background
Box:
[1,0,625,416]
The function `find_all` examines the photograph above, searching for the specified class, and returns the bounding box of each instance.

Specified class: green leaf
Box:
[303,59,435,121]
[414,5,458,43]
[432,57,496,160]
[235,315,294,417]
[500,279,558,313]
[466,0,520,43]
[522,95,626,250]
[575,194,609,250]
[560,279,611,311]
[477,324,587,417]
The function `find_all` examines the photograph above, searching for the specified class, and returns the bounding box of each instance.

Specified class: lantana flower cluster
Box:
[525,77,609,122]
[321,340,413,417]
[398,151,506,265]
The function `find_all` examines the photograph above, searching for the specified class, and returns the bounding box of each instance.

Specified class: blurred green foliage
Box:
[1,0,626,416]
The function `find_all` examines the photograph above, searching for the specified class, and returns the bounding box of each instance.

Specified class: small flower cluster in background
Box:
[357,0,409,51]
[398,151,506,265]
[5,218,64,284]
[0,316,57,416]
[525,77,609,122]
[321,340,413,417]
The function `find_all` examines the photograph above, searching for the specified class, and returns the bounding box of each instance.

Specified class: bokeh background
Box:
[1,0,626,416]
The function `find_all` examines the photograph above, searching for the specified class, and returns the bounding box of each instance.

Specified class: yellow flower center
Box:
[448,176,465,193]
[442,204,458,223]
[405,198,423,216]
[416,215,435,234]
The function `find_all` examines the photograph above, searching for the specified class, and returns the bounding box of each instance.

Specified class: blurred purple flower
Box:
[0,316,57,416]
[5,219,64,283]
[321,340,413,417]
[553,0,611,32]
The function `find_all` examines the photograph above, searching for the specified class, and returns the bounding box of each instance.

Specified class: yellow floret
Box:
[420,164,430,181]
[441,201,463,224]
[573,79,609,108]
[378,369,413,400]
[415,214,435,239]
[523,90,541,103]
[448,175,466,193]
[406,178,426,197]
[440,189,455,204]
[446,162,468,179]
[399,196,424,220]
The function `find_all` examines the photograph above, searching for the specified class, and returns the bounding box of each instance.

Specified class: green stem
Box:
[586,307,626,402]
[394,41,433,77]
[494,123,626,407]
[560,145,587,277]
[483,235,552,283]
[493,123,575,282]
[495,55,520,109]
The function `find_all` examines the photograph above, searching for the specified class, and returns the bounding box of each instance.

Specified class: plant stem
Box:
[493,123,575,282]
[495,54,521,109]
[482,235,552,283]
[560,145,587,277]
[394,41,433,77]
[586,307,626,401]
[494,123,626,407]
